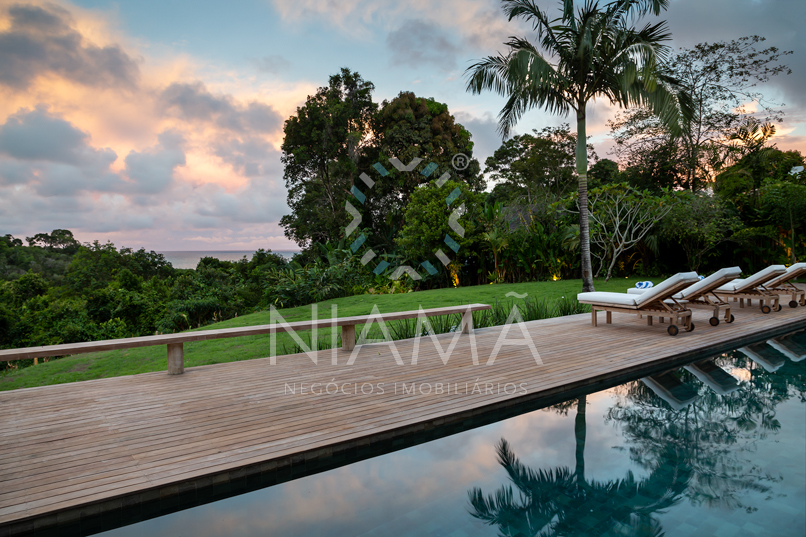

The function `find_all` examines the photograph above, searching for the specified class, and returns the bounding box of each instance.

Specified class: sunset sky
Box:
[1,0,804,251]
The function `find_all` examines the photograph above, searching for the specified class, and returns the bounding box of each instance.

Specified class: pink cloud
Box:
[0,1,308,250]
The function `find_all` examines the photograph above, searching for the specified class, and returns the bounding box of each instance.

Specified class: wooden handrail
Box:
[0,303,492,374]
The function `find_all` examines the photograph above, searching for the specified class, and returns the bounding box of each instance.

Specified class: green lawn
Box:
[1,277,651,391]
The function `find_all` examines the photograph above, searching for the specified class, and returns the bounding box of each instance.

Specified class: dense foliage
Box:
[280,69,484,256]
[3,30,803,370]
[1,235,288,354]
[0,229,427,366]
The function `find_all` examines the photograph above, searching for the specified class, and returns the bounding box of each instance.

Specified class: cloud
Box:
[652,0,806,107]
[0,2,140,90]
[0,105,115,166]
[123,131,186,195]
[252,55,291,74]
[212,136,280,178]
[270,0,523,52]
[0,106,124,195]
[386,19,461,71]
[453,110,504,165]
[159,81,283,134]
[0,160,32,186]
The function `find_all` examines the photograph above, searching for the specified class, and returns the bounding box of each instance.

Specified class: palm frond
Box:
[470,0,685,144]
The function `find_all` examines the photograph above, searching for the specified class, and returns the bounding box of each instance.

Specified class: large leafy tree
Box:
[485,124,595,207]
[466,0,692,292]
[619,139,686,192]
[609,36,792,190]
[364,92,483,250]
[280,68,377,246]
[569,183,674,280]
[761,178,806,264]
[395,180,484,285]
[715,121,803,209]
[660,192,743,272]
[25,229,81,253]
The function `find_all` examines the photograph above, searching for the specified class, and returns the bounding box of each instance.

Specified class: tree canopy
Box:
[609,36,792,190]
[280,68,377,246]
[280,72,483,254]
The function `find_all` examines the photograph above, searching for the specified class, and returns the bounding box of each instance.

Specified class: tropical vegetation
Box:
[1,2,803,380]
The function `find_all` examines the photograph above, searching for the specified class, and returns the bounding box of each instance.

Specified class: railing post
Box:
[167,343,184,375]
[461,309,473,334]
[342,324,355,351]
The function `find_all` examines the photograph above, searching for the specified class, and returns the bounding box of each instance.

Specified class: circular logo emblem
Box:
[452,153,470,171]
[344,156,467,281]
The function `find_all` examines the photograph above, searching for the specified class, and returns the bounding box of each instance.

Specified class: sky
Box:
[1,0,804,252]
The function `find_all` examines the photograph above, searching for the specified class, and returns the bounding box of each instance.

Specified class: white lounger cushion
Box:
[579,272,699,308]
[628,267,741,300]
[740,345,785,372]
[716,265,787,293]
[684,361,740,395]
[676,267,742,299]
[577,291,639,307]
[767,338,806,362]
[765,262,806,288]
[634,272,699,305]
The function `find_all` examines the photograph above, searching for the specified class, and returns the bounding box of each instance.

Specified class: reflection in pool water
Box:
[99,332,806,537]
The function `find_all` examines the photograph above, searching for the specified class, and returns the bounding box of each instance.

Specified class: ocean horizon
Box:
[158,250,298,269]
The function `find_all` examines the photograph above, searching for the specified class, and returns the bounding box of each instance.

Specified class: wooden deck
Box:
[2,303,805,535]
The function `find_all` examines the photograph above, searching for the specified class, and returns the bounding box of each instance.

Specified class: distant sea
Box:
[159,250,298,270]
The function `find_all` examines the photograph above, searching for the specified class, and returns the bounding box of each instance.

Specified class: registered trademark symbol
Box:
[452,153,469,171]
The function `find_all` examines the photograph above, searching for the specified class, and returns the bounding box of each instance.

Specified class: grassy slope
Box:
[1,277,650,391]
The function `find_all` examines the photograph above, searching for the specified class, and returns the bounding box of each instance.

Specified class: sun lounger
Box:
[713,265,787,314]
[641,371,699,410]
[683,360,740,395]
[578,272,700,336]
[766,334,806,362]
[764,263,806,308]
[628,267,742,326]
[739,343,786,372]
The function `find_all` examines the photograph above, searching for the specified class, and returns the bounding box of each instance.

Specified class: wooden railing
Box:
[0,304,492,375]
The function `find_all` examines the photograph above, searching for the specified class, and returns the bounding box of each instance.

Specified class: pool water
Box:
[97,331,806,537]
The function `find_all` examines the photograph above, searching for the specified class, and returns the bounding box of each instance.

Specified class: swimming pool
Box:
[85,330,805,536]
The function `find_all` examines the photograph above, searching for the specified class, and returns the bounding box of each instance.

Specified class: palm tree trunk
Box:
[575,394,587,485]
[791,210,797,264]
[577,109,595,292]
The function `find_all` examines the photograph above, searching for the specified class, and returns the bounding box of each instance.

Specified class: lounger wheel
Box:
[667,325,679,336]
[727,314,735,323]
[761,305,771,314]
[789,300,798,308]
[685,323,695,332]
[709,317,720,326]
[774,304,782,312]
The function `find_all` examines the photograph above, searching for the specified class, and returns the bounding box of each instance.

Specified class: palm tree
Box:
[466,0,693,292]
[483,228,510,282]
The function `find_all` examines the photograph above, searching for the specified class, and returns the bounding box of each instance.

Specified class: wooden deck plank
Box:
[1,303,804,533]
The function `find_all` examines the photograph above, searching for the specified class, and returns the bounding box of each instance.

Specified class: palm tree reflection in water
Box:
[469,396,691,537]
[468,354,804,536]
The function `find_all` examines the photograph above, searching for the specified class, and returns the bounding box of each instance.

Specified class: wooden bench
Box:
[0,304,492,375]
